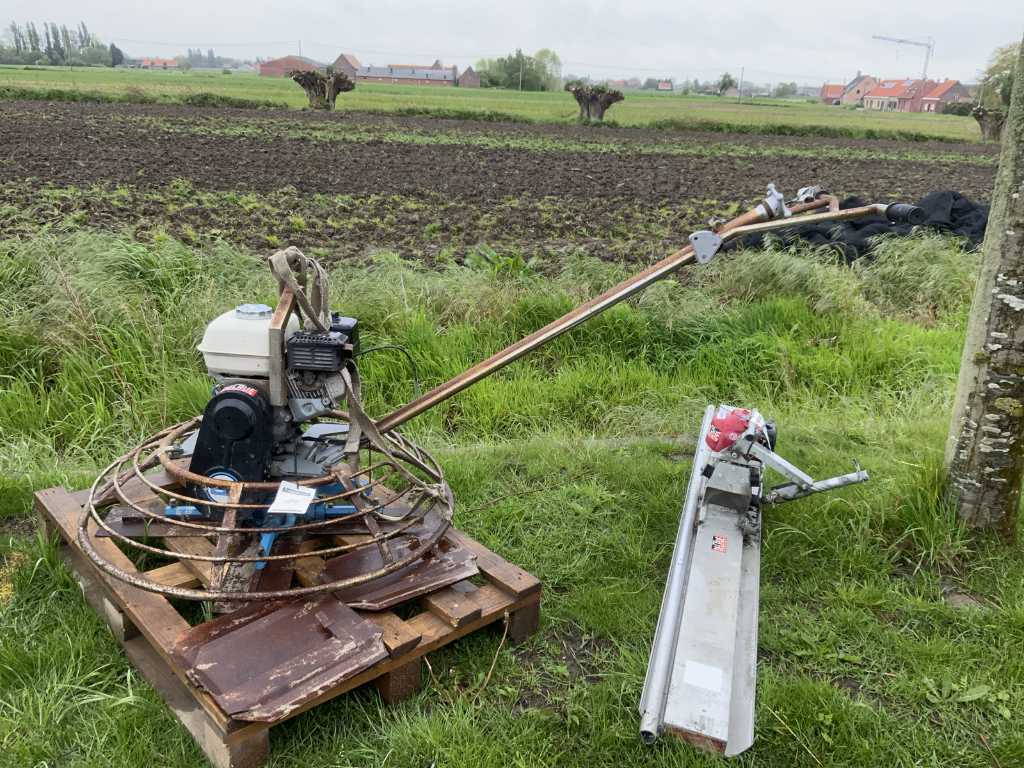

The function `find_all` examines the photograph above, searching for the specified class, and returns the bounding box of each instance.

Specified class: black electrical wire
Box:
[355,344,422,397]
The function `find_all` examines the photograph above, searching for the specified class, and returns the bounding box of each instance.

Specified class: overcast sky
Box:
[7,1,1022,85]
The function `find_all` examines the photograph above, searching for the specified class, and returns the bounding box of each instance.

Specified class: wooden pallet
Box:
[35,485,541,768]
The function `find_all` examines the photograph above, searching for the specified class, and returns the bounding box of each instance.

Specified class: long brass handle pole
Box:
[375,199,887,434]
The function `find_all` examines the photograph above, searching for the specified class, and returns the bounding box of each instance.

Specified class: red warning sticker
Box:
[711,534,728,554]
[220,383,259,398]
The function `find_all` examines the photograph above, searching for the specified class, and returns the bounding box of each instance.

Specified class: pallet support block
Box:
[35,485,542,768]
[374,657,423,704]
[507,600,541,644]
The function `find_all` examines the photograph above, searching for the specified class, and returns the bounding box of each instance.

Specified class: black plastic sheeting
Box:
[732,191,989,263]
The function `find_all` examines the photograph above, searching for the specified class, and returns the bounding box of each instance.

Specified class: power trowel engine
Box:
[174,300,362,547]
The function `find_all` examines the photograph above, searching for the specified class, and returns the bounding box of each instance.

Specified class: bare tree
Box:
[290,70,355,110]
[945,37,1024,539]
[564,81,624,122]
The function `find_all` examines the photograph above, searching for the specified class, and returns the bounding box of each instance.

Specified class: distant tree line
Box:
[1,20,117,66]
[474,48,562,91]
[180,48,230,69]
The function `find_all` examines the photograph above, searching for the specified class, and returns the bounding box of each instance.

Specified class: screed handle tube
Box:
[375,199,896,434]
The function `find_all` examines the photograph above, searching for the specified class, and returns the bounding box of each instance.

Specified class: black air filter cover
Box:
[287,329,354,372]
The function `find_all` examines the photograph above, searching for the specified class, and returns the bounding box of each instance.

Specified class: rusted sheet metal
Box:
[175,594,387,722]
[97,504,201,538]
[327,530,478,611]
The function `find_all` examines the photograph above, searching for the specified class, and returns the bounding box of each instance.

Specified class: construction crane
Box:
[872,34,935,81]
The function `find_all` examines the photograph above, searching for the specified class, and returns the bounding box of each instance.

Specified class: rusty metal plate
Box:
[96,504,204,538]
[326,531,478,611]
[174,595,387,722]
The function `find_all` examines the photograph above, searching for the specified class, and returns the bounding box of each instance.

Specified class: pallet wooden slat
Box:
[423,583,483,627]
[145,562,202,589]
[358,610,422,657]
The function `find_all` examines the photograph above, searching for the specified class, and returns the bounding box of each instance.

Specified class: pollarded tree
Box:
[291,70,355,110]
[973,41,1020,140]
[565,81,624,122]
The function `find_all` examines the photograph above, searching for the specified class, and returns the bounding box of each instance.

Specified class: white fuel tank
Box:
[197,303,299,377]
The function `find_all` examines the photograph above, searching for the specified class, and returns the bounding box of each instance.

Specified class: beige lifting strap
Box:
[268,246,330,331]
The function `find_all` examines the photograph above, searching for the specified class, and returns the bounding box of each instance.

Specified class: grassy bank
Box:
[0,65,982,141]
[2,228,1022,767]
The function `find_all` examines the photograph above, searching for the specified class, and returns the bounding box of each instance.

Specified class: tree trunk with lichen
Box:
[945,38,1024,539]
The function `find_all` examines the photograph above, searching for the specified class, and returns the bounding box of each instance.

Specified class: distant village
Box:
[129,51,974,114]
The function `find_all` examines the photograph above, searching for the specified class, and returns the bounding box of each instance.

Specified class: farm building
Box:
[921,79,970,112]
[257,56,324,77]
[356,65,456,86]
[656,80,673,91]
[353,59,478,87]
[332,53,361,79]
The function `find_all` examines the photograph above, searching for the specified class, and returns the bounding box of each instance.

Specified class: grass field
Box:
[0,64,982,141]
[1,226,1023,768]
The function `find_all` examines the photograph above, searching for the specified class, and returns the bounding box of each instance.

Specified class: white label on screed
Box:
[684,660,724,692]
[267,481,317,516]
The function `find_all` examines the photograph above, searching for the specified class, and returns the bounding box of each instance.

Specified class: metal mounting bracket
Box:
[689,230,722,264]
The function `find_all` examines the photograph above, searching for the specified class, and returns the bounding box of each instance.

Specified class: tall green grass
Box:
[0,229,974,517]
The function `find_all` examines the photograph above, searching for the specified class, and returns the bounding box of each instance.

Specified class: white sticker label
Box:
[267,481,317,516]
[683,660,724,692]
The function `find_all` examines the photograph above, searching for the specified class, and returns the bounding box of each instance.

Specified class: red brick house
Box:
[257,56,324,77]
[840,73,878,106]
[819,83,844,104]
[863,78,935,112]
[458,66,480,88]
[331,53,361,79]
[921,79,970,112]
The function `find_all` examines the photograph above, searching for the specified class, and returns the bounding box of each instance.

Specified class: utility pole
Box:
[945,36,1024,539]
[738,66,744,102]
[519,56,524,91]
[872,34,934,81]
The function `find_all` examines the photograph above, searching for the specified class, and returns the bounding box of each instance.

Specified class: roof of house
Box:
[923,79,962,100]
[262,55,324,68]
[844,73,870,89]
[865,79,919,99]
[386,62,450,71]
[358,65,455,81]
[843,74,875,93]
[820,84,844,100]
[333,53,361,70]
